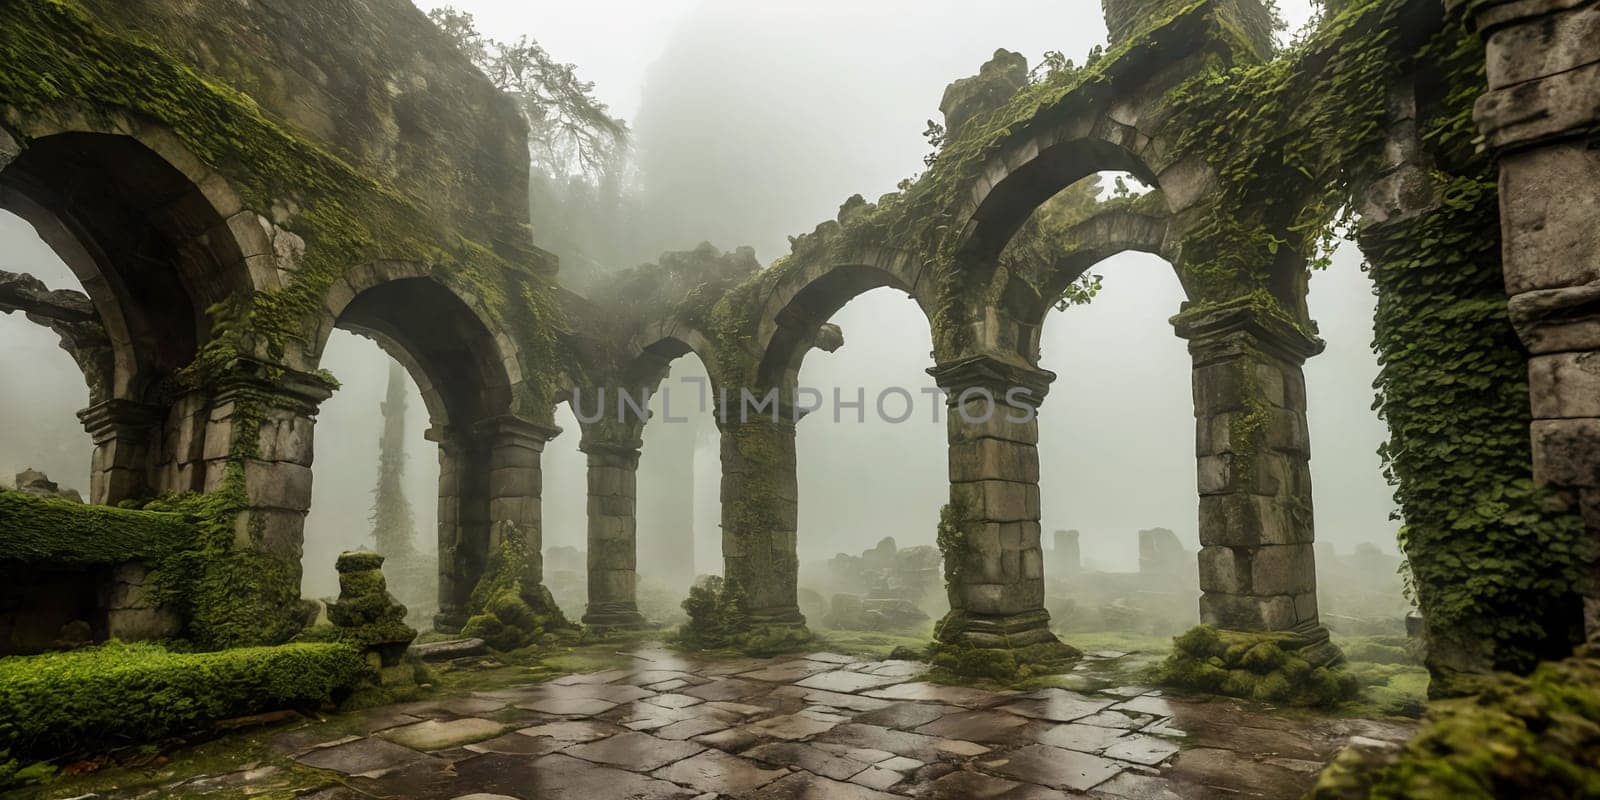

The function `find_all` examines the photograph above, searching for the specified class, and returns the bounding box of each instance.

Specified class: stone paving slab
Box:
[294,736,435,778]
[987,743,1125,791]
[379,718,507,751]
[650,748,790,794]
[560,730,706,771]
[198,646,1417,799]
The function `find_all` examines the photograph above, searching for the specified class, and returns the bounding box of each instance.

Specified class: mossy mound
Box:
[0,490,190,566]
[675,575,812,656]
[461,532,572,652]
[1155,625,1358,707]
[0,642,367,775]
[1310,647,1600,799]
[927,639,1081,682]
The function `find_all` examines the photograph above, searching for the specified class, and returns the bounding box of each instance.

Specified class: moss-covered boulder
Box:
[1310,647,1600,799]
[675,575,812,656]
[460,528,572,652]
[300,550,416,669]
[1155,625,1358,707]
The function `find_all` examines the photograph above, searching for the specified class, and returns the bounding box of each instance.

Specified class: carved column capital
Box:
[77,398,161,443]
[927,353,1055,409]
[212,358,336,415]
[1172,300,1326,367]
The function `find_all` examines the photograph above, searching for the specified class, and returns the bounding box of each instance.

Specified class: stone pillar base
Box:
[935,608,1079,662]
[746,606,808,628]
[582,603,647,629]
[1282,620,1343,668]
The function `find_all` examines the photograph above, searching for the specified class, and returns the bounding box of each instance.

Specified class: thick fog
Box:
[0,0,1397,612]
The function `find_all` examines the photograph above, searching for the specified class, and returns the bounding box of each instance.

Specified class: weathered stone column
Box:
[929,354,1070,657]
[429,425,471,631]
[581,437,647,627]
[717,401,804,626]
[1173,302,1339,665]
[206,364,333,564]
[432,415,558,631]
[78,399,160,505]
[1451,0,1600,639]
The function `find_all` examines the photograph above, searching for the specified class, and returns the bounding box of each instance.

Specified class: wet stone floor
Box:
[79,645,1415,799]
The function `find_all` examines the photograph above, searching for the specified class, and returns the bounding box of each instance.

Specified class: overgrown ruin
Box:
[1,0,1597,796]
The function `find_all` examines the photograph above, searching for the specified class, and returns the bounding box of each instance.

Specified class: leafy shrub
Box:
[675,576,811,655]
[1155,625,1359,707]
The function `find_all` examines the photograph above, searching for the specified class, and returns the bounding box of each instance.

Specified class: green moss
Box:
[0,0,571,413]
[926,639,1081,683]
[0,490,190,566]
[461,533,571,652]
[1156,625,1359,707]
[0,642,367,767]
[1311,648,1600,799]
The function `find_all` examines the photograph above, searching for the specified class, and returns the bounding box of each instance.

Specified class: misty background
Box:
[0,0,1396,608]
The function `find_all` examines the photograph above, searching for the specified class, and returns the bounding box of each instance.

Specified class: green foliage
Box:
[674,575,813,656]
[1362,21,1592,681]
[0,490,189,566]
[140,485,318,650]
[926,639,1081,682]
[462,532,571,652]
[935,499,971,588]
[676,575,751,651]
[1311,648,1600,799]
[0,642,366,766]
[1156,625,1359,707]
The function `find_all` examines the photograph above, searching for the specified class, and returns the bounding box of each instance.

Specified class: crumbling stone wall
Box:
[3,0,1594,694]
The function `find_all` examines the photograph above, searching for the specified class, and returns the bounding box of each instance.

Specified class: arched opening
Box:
[0,210,93,495]
[541,400,588,621]
[0,132,252,406]
[0,131,254,504]
[786,282,947,643]
[301,330,440,626]
[635,348,720,625]
[317,274,518,631]
[1035,248,1199,657]
[1304,241,1407,626]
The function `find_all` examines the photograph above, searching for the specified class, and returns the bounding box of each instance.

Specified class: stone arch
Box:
[955,115,1163,265]
[755,249,937,394]
[310,266,539,631]
[0,117,261,404]
[0,111,266,503]
[1010,209,1175,364]
[311,263,518,427]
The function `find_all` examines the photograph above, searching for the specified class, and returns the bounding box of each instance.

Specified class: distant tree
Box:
[370,362,417,559]
[428,7,628,181]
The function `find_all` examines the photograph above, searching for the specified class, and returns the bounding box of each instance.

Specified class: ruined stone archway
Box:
[0,123,262,503]
[313,267,547,631]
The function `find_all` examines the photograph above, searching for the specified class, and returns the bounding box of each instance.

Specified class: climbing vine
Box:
[1360,19,1592,682]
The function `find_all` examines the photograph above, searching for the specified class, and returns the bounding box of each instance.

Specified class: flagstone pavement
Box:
[227,645,1410,799]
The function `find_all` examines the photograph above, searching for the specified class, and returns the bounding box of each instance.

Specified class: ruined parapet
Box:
[323,551,417,671]
[13,470,81,504]
[72,0,535,254]
[939,49,1028,141]
[1138,527,1187,576]
[1101,0,1276,61]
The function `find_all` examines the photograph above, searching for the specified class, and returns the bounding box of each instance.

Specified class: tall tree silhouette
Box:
[370,362,417,559]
